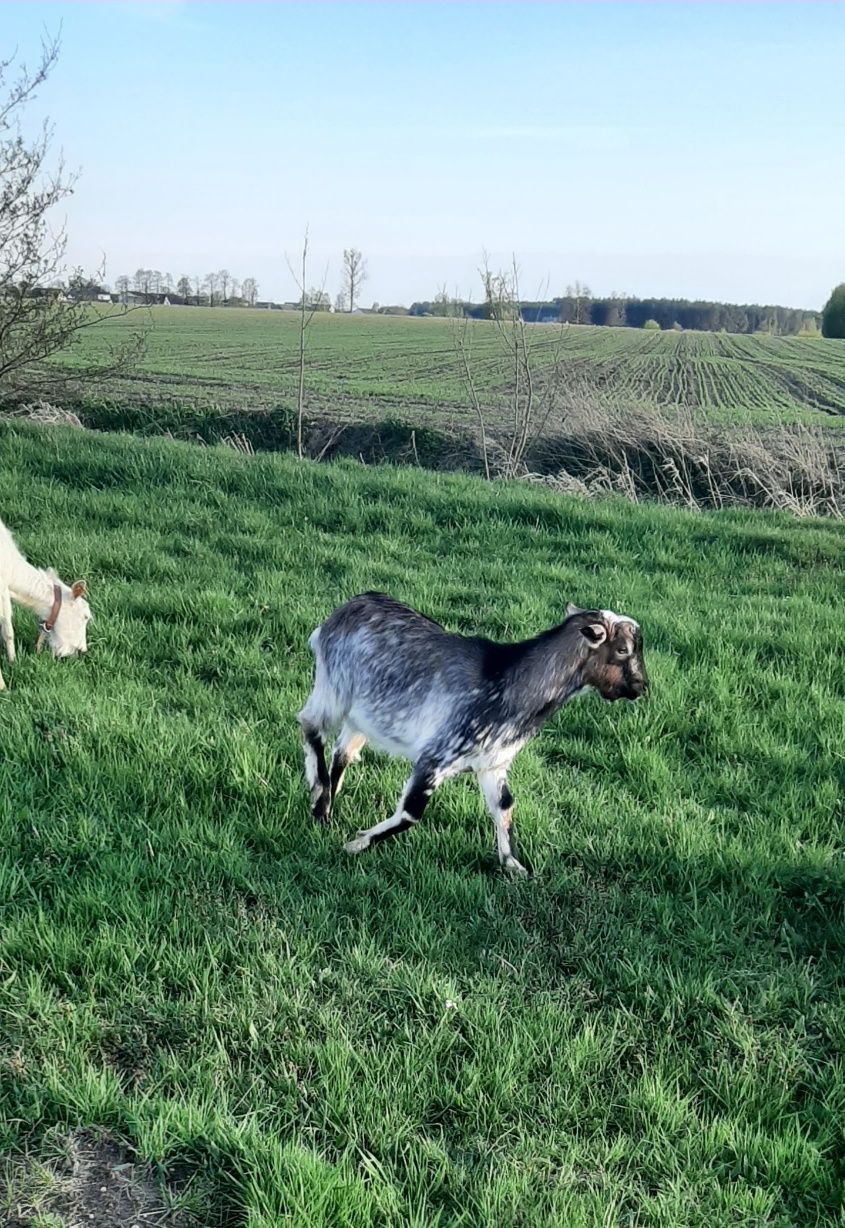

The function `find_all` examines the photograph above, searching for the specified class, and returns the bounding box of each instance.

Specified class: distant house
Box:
[123,291,178,307]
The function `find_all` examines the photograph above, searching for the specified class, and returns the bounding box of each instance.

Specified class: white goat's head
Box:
[38,576,92,659]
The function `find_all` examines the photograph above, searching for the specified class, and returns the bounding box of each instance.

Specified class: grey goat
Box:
[298,592,648,875]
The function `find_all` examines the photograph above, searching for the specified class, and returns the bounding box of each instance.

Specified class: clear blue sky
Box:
[4,1,844,308]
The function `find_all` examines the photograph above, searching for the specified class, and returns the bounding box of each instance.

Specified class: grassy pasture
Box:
[50,307,845,430]
[1,422,844,1225]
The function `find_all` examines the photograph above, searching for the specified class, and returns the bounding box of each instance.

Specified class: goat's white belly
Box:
[348,698,450,763]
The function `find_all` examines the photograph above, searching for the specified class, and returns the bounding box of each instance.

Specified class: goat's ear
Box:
[580,622,607,647]
[71,580,86,599]
[566,603,582,617]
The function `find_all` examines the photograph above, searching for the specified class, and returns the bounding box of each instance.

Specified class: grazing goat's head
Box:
[38,576,91,659]
[566,604,648,703]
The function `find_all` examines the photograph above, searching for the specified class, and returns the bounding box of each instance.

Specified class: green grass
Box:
[1,422,844,1226]
[49,307,845,430]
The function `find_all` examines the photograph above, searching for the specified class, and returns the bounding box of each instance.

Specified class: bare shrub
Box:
[523,396,845,518]
[220,431,254,455]
[2,399,84,428]
[453,256,568,480]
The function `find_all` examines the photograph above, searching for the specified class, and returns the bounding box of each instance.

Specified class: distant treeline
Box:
[408,296,820,335]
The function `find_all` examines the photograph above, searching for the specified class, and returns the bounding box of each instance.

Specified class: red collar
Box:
[43,584,63,631]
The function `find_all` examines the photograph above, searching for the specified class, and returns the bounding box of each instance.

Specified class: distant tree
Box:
[431,286,459,317]
[161,272,173,295]
[605,293,626,327]
[334,291,347,313]
[643,318,661,330]
[229,277,240,303]
[306,288,331,311]
[133,268,150,295]
[66,271,108,300]
[821,284,845,339]
[176,275,192,302]
[193,275,204,301]
[218,269,232,305]
[115,275,130,304]
[241,277,258,308]
[558,295,576,324]
[341,248,367,312]
[572,280,592,324]
[204,271,219,307]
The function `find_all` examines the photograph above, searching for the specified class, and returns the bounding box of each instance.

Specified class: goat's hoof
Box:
[345,832,371,855]
[310,786,331,824]
[503,856,528,878]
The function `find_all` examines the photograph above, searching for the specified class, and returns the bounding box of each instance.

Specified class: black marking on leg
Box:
[500,783,514,811]
[368,770,437,847]
[329,753,348,804]
[369,816,416,846]
[404,777,434,821]
[303,725,330,821]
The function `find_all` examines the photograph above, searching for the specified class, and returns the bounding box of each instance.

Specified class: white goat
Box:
[299,592,648,874]
[0,514,91,690]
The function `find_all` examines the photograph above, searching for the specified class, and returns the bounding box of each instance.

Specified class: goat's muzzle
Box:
[624,678,648,701]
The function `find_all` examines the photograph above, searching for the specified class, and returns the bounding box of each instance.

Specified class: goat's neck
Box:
[512,625,586,712]
[8,556,57,618]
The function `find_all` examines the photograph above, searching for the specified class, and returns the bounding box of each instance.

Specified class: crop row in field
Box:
[42,307,845,431]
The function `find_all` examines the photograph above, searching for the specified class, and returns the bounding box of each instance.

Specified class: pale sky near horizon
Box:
[3,1,844,310]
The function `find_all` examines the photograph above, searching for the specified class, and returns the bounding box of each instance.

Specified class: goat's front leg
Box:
[329,723,367,809]
[0,586,13,689]
[345,761,439,855]
[1,586,14,663]
[478,769,527,876]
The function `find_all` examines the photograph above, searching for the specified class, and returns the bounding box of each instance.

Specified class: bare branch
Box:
[0,35,146,404]
[284,226,329,459]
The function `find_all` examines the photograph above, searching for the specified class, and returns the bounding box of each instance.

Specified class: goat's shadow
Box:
[242,792,845,996]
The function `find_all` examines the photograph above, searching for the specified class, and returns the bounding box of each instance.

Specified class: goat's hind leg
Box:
[297,690,332,821]
[345,759,440,855]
